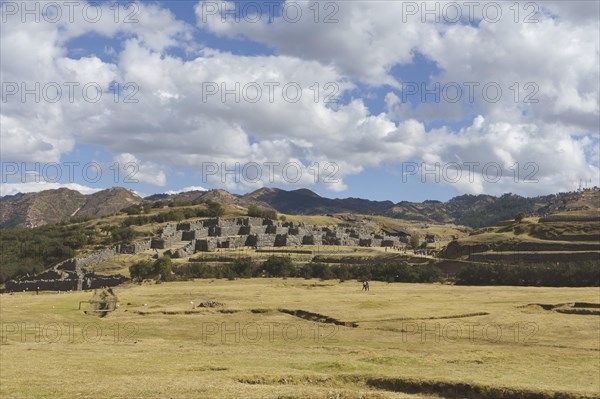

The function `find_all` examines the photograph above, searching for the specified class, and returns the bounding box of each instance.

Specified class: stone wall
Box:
[159,223,178,236]
[286,234,303,246]
[4,271,128,293]
[302,235,322,245]
[88,274,129,289]
[119,239,152,254]
[196,239,217,252]
[6,217,420,291]
[5,279,79,292]
[177,220,204,231]
[166,240,197,259]
[217,236,246,249]
[152,231,183,249]
[181,231,196,241]
[57,247,119,272]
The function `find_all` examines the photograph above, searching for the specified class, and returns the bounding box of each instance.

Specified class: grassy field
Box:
[1,279,599,399]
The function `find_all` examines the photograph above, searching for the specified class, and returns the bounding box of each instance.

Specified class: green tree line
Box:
[172,256,442,283]
[122,201,224,226]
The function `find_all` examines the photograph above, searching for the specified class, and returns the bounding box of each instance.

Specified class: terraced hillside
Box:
[441,209,600,265]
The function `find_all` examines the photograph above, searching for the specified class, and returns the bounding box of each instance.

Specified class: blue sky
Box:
[1,1,598,201]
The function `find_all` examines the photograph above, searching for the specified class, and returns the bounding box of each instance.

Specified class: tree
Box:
[129,260,153,282]
[263,256,295,277]
[206,201,225,217]
[247,204,277,220]
[515,212,525,223]
[121,204,142,215]
[129,256,173,282]
[263,209,278,220]
[153,256,174,281]
[232,257,258,278]
[410,233,421,250]
[247,204,261,217]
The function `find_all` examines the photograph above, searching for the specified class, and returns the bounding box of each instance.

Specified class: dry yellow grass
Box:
[1,280,599,398]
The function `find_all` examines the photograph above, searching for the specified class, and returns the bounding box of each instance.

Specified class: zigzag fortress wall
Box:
[151,217,404,254]
[5,217,407,292]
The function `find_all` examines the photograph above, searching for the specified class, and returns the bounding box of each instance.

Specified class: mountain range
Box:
[1,186,598,229]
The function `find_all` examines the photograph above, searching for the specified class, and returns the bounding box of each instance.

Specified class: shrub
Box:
[232,257,259,278]
[153,256,174,281]
[410,233,421,250]
[129,256,174,282]
[515,212,525,223]
[129,260,153,282]
[173,258,442,284]
[247,204,277,220]
[263,256,295,277]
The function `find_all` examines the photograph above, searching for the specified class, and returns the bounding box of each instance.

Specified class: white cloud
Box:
[113,153,167,187]
[165,186,208,195]
[196,0,435,87]
[0,182,101,197]
[1,0,598,199]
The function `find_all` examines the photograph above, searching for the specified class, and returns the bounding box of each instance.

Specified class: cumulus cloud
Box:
[1,0,598,198]
[0,181,101,197]
[112,153,168,186]
[165,186,208,195]
[195,0,435,87]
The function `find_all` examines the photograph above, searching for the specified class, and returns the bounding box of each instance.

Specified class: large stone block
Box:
[202,218,219,227]
[196,239,217,252]
[359,238,373,247]
[274,234,287,247]
[221,225,239,236]
[217,218,236,227]
[195,228,209,238]
[168,240,196,258]
[245,235,258,247]
[322,236,341,246]
[119,239,152,254]
[182,231,196,241]
[286,235,303,246]
[238,226,251,235]
[302,235,322,245]
[159,223,178,237]
[381,239,396,247]
[177,222,191,231]
[151,238,167,249]
[341,237,359,246]
[256,234,276,247]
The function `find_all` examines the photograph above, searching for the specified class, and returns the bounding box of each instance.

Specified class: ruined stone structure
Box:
[4,217,407,292]
[5,237,150,292]
[156,217,404,255]
[119,239,152,254]
[4,268,127,293]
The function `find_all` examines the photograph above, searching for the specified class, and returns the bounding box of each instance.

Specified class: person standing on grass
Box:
[362,280,370,291]
[36,286,40,295]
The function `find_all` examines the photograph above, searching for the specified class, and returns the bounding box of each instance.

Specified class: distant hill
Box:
[1,186,598,229]
[144,189,240,206]
[76,188,143,219]
[387,193,545,227]
[236,188,599,228]
[238,187,394,215]
[0,188,86,228]
[0,187,142,228]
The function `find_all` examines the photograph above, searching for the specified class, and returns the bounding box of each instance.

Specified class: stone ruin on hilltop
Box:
[4,217,417,292]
